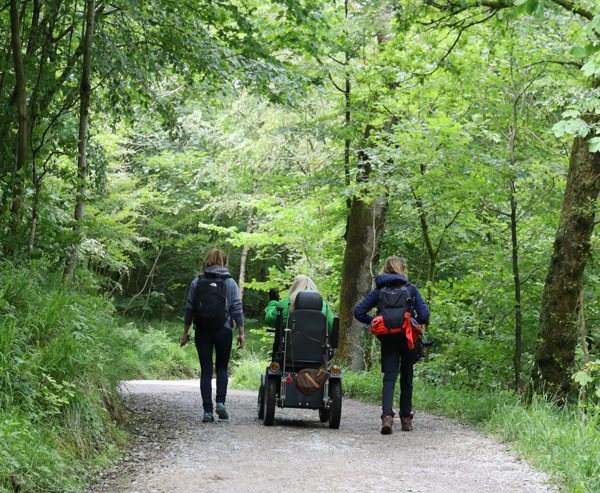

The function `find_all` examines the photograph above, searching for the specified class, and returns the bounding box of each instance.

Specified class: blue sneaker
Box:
[215,403,229,420]
[202,411,214,423]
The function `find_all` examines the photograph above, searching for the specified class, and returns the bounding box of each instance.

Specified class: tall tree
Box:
[424,0,600,397]
[532,114,600,396]
[65,0,96,279]
[6,0,28,256]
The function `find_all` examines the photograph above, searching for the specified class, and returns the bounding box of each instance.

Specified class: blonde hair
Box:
[202,248,228,270]
[381,256,408,277]
[287,275,318,311]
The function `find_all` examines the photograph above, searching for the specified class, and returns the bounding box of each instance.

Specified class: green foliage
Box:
[113,319,199,379]
[0,262,131,491]
[572,360,600,410]
[490,397,600,493]
[229,355,268,390]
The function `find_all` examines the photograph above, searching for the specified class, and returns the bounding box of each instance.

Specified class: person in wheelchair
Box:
[259,279,342,428]
[265,275,335,357]
[265,274,335,330]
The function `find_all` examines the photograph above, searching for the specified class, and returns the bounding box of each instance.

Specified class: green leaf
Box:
[572,371,593,386]
[582,53,600,78]
[561,109,580,119]
[533,0,545,19]
[570,45,587,60]
[589,137,600,153]
[552,118,590,138]
[591,15,600,34]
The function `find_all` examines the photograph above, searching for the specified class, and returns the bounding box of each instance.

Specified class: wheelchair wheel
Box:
[318,408,330,422]
[328,379,342,429]
[263,376,277,426]
[257,382,265,420]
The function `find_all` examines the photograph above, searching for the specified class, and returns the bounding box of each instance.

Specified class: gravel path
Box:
[87,380,557,493]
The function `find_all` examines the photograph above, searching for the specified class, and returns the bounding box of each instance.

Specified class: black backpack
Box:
[193,273,229,330]
[378,283,415,330]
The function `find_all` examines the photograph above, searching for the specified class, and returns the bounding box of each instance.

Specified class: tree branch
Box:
[551,0,594,20]
[524,59,583,70]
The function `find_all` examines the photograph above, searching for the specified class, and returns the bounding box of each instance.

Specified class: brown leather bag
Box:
[296,367,329,395]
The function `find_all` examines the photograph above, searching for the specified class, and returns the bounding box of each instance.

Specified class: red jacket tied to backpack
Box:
[369,313,422,349]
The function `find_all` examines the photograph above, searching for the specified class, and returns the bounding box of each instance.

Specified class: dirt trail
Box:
[87,380,557,493]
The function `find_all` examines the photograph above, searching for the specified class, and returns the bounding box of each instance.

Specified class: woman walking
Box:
[354,256,429,435]
[180,248,244,422]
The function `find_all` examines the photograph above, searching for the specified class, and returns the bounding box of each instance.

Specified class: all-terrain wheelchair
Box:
[257,290,343,428]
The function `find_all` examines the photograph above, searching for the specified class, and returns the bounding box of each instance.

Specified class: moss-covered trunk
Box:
[337,194,387,370]
[531,119,600,397]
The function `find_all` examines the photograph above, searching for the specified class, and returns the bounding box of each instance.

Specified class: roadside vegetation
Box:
[0,263,198,492]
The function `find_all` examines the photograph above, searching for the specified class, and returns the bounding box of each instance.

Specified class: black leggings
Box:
[194,327,232,413]
[378,333,417,418]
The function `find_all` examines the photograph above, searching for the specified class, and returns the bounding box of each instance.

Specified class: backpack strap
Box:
[407,283,416,312]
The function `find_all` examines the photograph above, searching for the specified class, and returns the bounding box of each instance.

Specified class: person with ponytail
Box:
[180,248,244,423]
[354,256,429,435]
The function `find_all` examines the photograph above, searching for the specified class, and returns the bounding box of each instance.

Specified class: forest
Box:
[0,0,599,491]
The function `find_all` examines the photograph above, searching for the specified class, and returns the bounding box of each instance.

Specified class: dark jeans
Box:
[194,327,232,413]
[378,333,417,419]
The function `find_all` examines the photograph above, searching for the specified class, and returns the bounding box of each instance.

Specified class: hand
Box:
[237,332,245,349]
[180,332,190,346]
[268,288,280,301]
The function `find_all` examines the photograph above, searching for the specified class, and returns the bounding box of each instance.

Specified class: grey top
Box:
[184,265,244,330]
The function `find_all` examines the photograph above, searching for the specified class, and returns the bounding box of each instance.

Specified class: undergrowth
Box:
[0,261,181,492]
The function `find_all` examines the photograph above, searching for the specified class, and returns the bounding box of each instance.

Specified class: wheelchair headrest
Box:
[295,290,323,311]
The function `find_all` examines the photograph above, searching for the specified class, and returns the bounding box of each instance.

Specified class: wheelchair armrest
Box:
[331,317,340,349]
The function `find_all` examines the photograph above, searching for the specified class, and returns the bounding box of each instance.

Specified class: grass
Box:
[116,316,271,381]
[489,398,600,493]
[0,262,131,492]
[115,318,198,379]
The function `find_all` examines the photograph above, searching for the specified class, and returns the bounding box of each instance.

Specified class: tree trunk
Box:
[337,194,388,369]
[343,0,351,212]
[27,178,42,256]
[6,0,28,256]
[415,193,435,303]
[531,116,600,398]
[509,181,523,390]
[238,209,255,301]
[508,84,523,391]
[65,0,96,279]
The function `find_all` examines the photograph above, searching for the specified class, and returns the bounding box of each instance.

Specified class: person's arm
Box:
[227,278,245,348]
[413,287,430,325]
[353,290,379,325]
[324,302,335,333]
[180,279,196,346]
[264,299,281,327]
